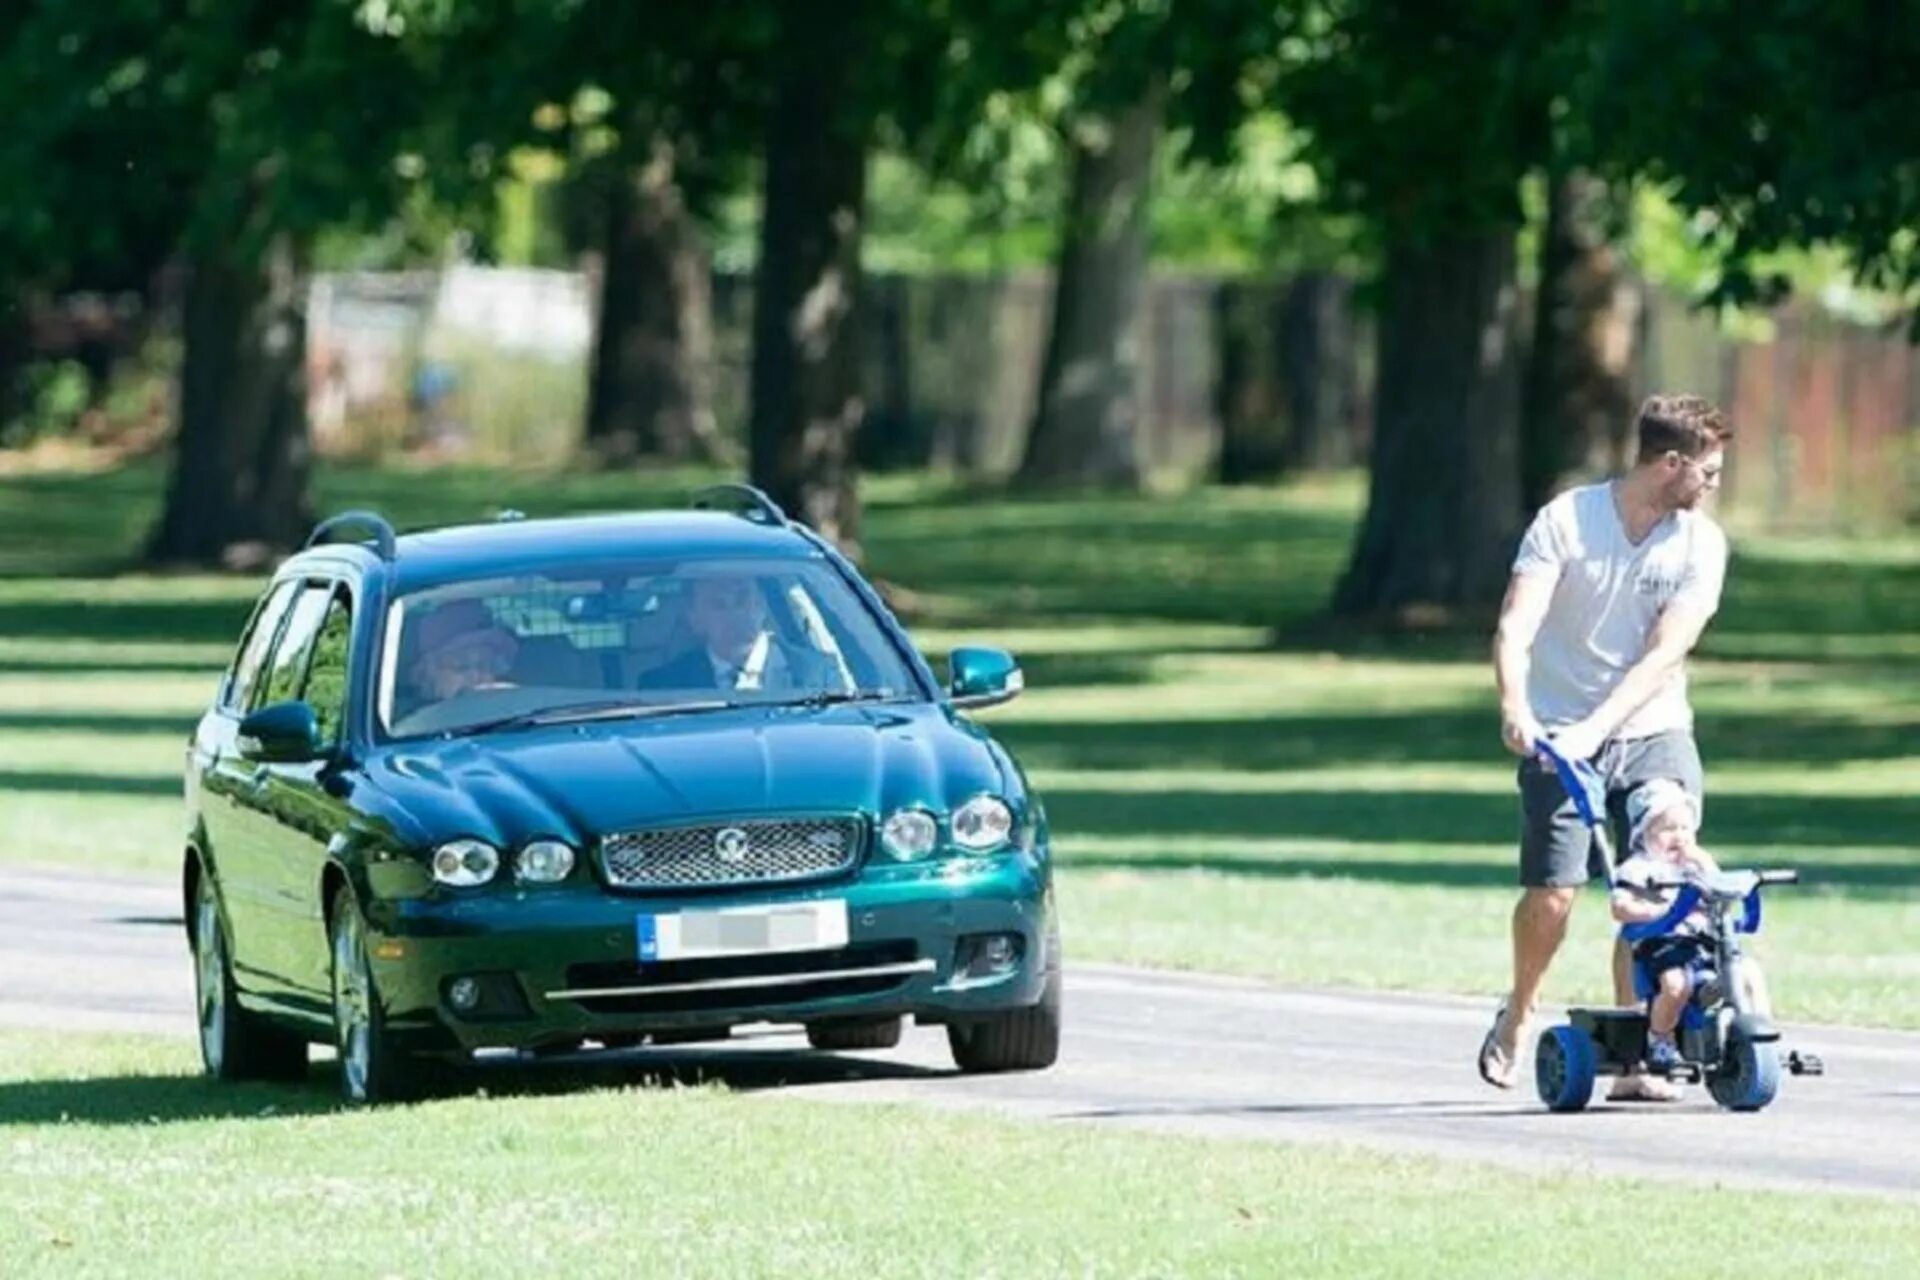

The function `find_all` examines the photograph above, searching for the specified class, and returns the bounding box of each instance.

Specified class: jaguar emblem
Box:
[713,827,751,864]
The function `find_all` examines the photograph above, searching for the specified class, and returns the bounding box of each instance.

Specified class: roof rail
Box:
[690,483,789,527]
[304,510,397,561]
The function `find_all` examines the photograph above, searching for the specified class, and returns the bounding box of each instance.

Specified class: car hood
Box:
[361,702,1019,847]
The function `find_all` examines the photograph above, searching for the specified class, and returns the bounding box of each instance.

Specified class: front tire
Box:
[192,872,306,1083]
[1708,1030,1781,1112]
[1536,1025,1597,1112]
[948,971,1061,1073]
[329,890,421,1105]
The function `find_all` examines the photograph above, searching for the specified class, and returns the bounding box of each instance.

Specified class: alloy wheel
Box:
[194,882,227,1075]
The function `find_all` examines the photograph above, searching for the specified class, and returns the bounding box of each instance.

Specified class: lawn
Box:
[2,461,1916,1025]
[2,1029,1917,1280]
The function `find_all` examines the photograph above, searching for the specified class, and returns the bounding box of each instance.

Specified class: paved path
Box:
[3,866,1915,1198]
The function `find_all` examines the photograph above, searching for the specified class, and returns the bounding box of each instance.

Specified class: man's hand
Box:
[1500,706,1545,758]
[1546,717,1607,763]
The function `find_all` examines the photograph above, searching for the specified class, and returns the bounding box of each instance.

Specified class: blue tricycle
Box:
[1529,740,1825,1112]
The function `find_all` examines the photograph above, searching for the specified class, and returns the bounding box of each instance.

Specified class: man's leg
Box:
[1507,886,1577,1028]
[1482,758,1588,1088]
[1612,936,1635,1006]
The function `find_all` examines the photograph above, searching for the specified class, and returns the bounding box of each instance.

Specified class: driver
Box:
[409,598,518,702]
[642,573,826,693]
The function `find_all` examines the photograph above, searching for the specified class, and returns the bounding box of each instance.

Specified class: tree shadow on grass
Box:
[0,770,179,798]
[0,598,251,643]
[1002,707,1920,771]
[0,711,197,735]
[0,1041,948,1128]
[1059,850,1920,895]
[1043,786,1920,852]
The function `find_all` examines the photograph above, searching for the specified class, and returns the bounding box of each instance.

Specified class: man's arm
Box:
[1494,571,1557,757]
[1551,598,1716,759]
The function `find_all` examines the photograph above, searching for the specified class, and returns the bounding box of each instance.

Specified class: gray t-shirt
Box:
[1513,482,1728,740]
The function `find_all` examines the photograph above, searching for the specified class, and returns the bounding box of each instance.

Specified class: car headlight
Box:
[881,808,939,860]
[951,796,1014,852]
[432,839,500,887]
[516,839,576,884]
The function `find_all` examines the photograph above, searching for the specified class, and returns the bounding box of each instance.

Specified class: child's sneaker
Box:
[1645,1033,1684,1073]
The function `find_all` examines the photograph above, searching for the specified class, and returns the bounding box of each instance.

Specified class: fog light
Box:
[957,932,1023,979]
[448,976,481,1011]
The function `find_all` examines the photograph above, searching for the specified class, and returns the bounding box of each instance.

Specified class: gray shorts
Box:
[1518,730,1704,888]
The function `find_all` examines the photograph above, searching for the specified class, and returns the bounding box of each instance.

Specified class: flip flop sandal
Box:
[1477,1003,1528,1089]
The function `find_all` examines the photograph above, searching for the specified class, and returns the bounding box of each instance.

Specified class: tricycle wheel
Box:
[1708,1031,1780,1111]
[1536,1024,1597,1112]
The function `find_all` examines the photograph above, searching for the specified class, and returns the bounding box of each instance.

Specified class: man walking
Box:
[1479,394,1732,1101]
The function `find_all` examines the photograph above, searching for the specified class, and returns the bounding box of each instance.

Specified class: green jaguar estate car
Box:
[183,486,1059,1103]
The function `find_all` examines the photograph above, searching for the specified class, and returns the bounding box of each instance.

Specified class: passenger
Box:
[410,598,518,702]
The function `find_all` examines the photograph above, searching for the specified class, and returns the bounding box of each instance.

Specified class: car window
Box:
[256,584,335,711]
[379,557,921,739]
[300,589,353,748]
[223,580,299,713]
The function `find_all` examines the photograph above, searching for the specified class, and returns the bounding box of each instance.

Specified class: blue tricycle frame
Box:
[1530,739,1825,1112]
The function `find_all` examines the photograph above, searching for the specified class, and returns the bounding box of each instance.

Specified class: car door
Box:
[214,581,335,1000]
[255,583,358,1003]
[197,578,300,990]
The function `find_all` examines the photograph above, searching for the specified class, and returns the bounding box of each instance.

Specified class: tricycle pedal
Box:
[1787,1050,1825,1077]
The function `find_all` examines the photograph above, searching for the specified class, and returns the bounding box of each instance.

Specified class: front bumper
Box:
[361,851,1055,1054]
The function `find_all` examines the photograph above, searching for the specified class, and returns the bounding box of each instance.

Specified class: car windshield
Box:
[378,556,921,740]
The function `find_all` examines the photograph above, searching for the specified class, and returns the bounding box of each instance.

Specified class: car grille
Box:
[599,816,865,890]
[560,942,921,1016]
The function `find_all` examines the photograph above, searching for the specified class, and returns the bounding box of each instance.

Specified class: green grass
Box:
[2,462,1916,1024]
[3,1029,1917,1280]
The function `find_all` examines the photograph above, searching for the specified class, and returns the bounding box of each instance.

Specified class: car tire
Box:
[947,969,1062,1073]
[192,871,307,1083]
[806,1016,903,1052]
[329,889,422,1106]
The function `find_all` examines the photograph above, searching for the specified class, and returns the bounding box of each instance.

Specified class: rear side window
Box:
[255,585,335,711]
[223,581,299,713]
[301,590,354,748]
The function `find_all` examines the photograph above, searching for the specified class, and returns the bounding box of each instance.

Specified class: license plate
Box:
[638,900,848,962]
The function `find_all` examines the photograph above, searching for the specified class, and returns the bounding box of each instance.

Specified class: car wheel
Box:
[329,890,420,1106]
[806,1016,903,1052]
[947,970,1061,1073]
[192,872,306,1082]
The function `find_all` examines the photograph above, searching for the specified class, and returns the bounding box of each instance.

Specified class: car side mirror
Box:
[237,701,323,763]
[948,647,1024,710]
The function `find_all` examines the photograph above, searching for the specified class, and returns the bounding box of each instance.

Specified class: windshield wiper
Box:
[444,698,733,737]
[771,689,904,711]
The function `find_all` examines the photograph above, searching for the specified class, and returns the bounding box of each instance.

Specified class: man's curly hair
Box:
[1635,394,1732,462]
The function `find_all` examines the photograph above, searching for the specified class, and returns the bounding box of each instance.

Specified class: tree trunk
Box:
[145,238,312,568]
[1331,231,1524,621]
[584,140,724,466]
[1215,272,1363,484]
[747,30,867,556]
[1017,84,1164,489]
[1213,281,1288,484]
[1521,171,1641,513]
[1278,272,1360,472]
